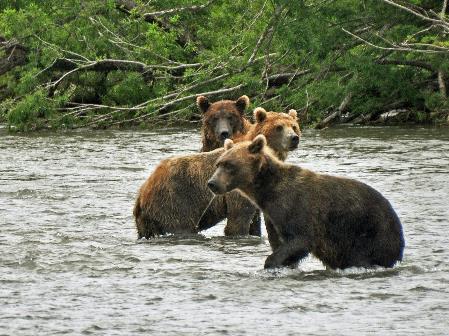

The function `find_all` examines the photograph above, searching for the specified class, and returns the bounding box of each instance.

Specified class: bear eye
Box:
[208,116,218,124]
[276,125,283,132]
[293,125,298,132]
[222,162,236,172]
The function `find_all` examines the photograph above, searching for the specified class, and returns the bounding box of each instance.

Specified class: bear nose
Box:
[207,179,220,193]
[291,135,299,145]
[220,131,230,140]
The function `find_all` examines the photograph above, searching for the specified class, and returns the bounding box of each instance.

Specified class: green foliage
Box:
[425,91,449,111]
[1,0,448,131]
[7,90,57,131]
[104,73,152,106]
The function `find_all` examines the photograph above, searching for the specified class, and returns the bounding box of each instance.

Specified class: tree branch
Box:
[315,93,352,129]
[381,0,449,30]
[442,0,448,17]
[106,84,245,127]
[246,4,286,66]
[267,70,311,87]
[115,0,215,47]
[438,70,447,99]
[342,28,448,54]
[142,0,216,18]
[0,37,27,75]
[375,59,434,71]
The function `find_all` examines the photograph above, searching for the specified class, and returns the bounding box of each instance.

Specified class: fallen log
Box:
[376,109,410,123]
[315,93,352,129]
[267,70,311,87]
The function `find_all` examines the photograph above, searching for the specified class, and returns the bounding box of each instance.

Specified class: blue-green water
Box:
[1,126,448,335]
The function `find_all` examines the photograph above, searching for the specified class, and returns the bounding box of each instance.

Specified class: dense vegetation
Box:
[0,0,448,131]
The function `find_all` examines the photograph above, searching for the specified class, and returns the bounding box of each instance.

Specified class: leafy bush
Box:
[0,0,448,130]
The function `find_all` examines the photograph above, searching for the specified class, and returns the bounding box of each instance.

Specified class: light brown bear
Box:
[197,95,252,152]
[206,135,405,269]
[134,108,300,239]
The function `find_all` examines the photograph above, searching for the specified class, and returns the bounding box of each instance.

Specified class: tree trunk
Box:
[438,70,447,99]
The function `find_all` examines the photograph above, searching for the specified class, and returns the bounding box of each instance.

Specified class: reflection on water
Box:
[0,125,448,335]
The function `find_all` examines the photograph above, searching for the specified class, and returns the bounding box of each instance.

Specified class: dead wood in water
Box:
[315,93,352,129]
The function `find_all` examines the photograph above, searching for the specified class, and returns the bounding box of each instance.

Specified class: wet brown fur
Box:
[133,109,301,238]
[201,108,300,236]
[209,136,405,269]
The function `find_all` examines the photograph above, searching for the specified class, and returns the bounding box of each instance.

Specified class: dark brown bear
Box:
[207,135,405,269]
[197,95,252,152]
[133,108,300,239]
[197,95,257,233]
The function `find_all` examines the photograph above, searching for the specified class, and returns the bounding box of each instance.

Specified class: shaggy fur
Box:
[197,95,252,152]
[199,108,300,236]
[134,109,301,238]
[207,135,405,269]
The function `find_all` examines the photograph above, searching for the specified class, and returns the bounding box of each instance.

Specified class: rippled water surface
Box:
[1,125,448,335]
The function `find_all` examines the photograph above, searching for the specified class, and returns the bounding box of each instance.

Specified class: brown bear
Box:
[134,108,300,239]
[197,94,259,234]
[197,108,301,235]
[197,95,252,152]
[206,135,405,269]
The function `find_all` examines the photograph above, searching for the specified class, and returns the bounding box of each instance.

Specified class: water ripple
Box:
[0,126,448,335]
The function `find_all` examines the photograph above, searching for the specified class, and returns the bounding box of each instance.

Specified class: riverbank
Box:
[1,108,448,133]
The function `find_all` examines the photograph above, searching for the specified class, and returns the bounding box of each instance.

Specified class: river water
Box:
[0,125,448,335]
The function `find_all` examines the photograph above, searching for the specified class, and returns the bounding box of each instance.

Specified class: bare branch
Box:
[246,4,286,66]
[143,0,216,18]
[33,34,89,62]
[115,1,185,45]
[375,59,434,71]
[315,93,352,129]
[154,84,245,116]
[381,0,449,29]
[267,70,311,87]
[46,59,151,89]
[442,0,448,18]
[342,28,448,54]
[106,84,245,127]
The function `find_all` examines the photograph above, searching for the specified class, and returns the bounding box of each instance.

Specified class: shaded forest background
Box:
[0,0,448,131]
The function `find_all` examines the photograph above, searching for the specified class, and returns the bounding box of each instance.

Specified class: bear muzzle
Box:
[216,118,233,142]
[220,131,230,141]
[289,134,299,150]
[207,178,224,194]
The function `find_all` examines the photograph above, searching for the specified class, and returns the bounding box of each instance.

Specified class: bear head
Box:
[207,135,273,195]
[197,95,250,144]
[247,107,300,160]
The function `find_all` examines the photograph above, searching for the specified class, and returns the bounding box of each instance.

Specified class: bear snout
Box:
[207,179,222,194]
[220,131,230,140]
[290,134,299,149]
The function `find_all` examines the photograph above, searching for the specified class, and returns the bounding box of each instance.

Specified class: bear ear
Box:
[197,96,210,114]
[248,134,266,154]
[254,107,267,123]
[288,109,298,120]
[235,95,250,115]
[224,139,234,150]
